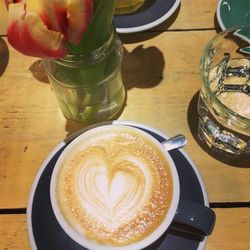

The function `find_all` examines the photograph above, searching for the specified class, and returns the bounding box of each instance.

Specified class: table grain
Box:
[0,0,249,249]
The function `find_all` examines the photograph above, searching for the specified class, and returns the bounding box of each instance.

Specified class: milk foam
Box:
[56,126,173,246]
[77,154,152,231]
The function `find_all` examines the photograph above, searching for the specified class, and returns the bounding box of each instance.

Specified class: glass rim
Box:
[200,26,250,126]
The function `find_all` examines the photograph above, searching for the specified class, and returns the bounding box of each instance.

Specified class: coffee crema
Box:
[56,126,173,246]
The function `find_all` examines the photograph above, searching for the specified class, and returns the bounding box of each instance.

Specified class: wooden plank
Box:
[0,214,29,249]
[0,208,250,250]
[0,0,219,36]
[0,29,249,209]
[206,208,250,250]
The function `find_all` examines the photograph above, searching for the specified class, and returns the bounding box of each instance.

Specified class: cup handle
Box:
[172,199,216,236]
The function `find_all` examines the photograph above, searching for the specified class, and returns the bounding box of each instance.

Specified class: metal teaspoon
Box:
[161,134,187,151]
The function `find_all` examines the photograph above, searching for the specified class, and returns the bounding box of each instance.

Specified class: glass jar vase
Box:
[43,30,125,124]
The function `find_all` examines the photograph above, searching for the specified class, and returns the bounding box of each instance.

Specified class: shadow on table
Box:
[213,12,222,32]
[122,45,165,90]
[119,3,181,44]
[0,37,9,77]
[187,91,250,168]
[29,59,49,83]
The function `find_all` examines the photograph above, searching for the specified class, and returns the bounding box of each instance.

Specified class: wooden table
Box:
[0,1,249,249]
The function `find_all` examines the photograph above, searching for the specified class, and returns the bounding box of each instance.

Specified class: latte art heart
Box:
[56,126,173,246]
[78,154,149,231]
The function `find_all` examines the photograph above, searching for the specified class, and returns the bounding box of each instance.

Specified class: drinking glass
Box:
[198,25,250,156]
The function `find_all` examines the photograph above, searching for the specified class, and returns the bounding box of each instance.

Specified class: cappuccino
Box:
[53,125,174,247]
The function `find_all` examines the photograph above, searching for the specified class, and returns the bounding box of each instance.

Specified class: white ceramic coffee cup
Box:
[50,124,215,250]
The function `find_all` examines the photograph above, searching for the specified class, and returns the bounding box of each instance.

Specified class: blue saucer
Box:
[114,0,181,33]
[27,121,209,250]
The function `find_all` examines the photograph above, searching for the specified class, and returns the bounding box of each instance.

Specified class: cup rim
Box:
[200,25,250,125]
[50,124,180,250]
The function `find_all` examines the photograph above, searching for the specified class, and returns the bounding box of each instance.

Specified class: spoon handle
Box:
[161,134,187,151]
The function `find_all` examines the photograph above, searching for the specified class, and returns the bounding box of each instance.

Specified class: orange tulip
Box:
[6,0,93,58]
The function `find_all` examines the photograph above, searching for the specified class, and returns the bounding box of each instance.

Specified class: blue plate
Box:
[27,121,209,250]
[114,0,181,33]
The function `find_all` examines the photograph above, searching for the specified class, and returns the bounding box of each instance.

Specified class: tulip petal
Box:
[26,0,93,44]
[7,3,67,58]
[67,0,93,44]
[26,0,67,35]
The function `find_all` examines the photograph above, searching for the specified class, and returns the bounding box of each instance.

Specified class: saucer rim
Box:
[26,120,208,250]
[115,0,181,34]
